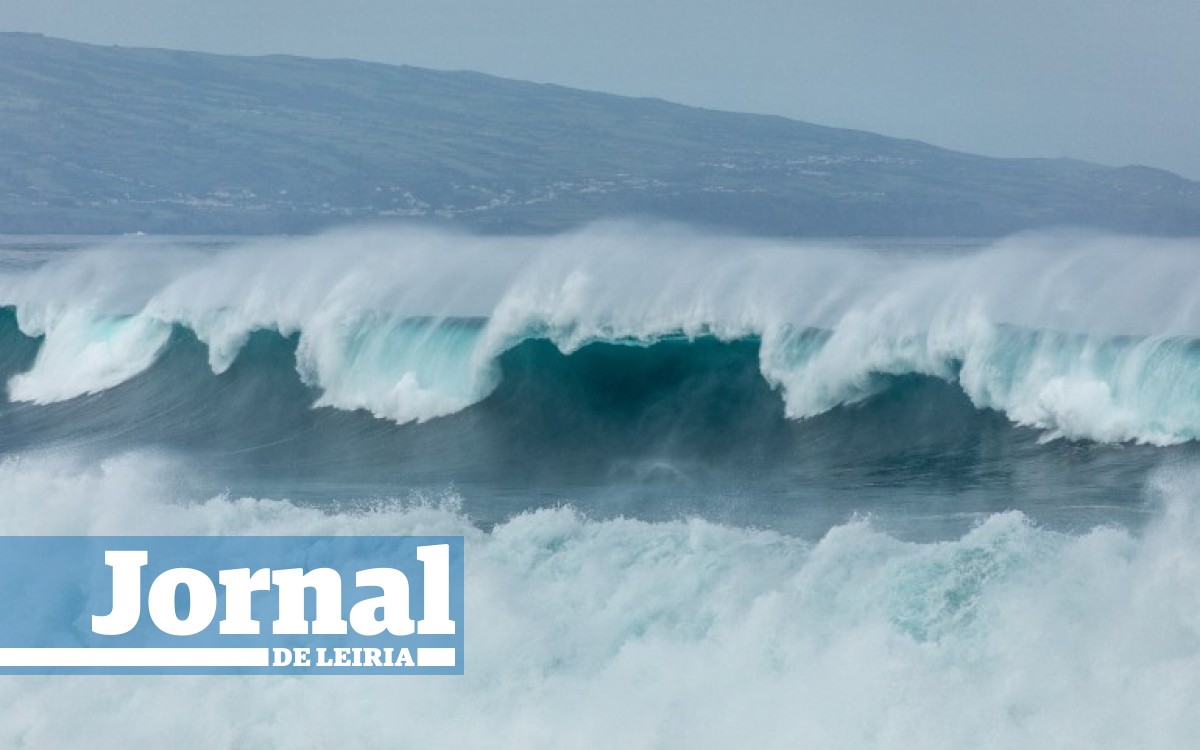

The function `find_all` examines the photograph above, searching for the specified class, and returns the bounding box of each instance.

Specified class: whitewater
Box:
[2,453,1199,748]
[3,225,1200,748]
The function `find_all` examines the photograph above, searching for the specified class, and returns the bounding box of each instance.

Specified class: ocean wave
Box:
[3,225,1200,443]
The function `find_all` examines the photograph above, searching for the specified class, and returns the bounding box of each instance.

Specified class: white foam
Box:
[1,451,1199,747]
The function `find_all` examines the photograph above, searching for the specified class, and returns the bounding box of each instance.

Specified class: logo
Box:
[0,536,464,675]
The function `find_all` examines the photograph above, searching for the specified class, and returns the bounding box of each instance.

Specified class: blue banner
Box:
[0,536,464,675]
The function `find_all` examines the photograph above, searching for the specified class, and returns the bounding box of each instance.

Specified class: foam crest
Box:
[297,316,492,423]
[6,310,171,403]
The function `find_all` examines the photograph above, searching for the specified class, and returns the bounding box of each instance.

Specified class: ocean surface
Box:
[2,225,1200,747]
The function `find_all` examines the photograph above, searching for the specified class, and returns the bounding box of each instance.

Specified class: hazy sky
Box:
[4,0,1199,178]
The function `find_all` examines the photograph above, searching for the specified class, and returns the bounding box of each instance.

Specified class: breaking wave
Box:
[3,225,1200,444]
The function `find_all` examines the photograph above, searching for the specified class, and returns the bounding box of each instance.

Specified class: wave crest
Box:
[3,225,1200,443]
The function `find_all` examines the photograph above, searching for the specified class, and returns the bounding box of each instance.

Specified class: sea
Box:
[1,224,1199,747]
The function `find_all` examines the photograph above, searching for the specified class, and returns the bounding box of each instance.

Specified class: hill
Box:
[2,32,1198,236]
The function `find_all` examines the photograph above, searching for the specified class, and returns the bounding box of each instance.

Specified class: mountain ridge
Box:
[2,32,1198,236]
